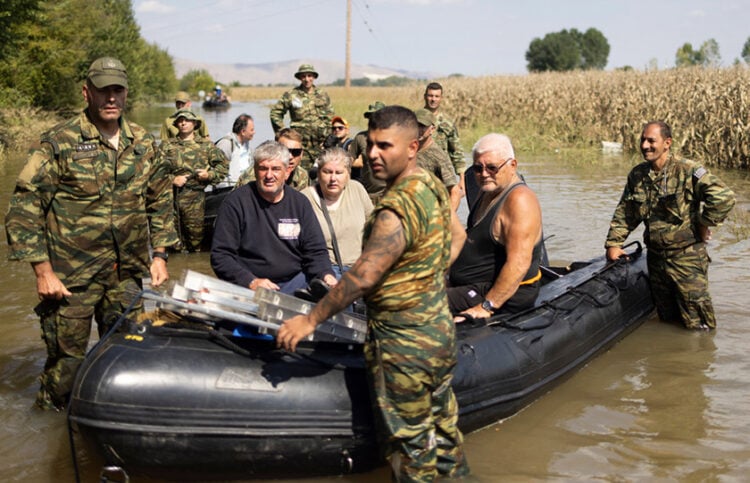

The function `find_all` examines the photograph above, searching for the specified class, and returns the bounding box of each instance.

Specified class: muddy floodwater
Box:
[1,102,748,482]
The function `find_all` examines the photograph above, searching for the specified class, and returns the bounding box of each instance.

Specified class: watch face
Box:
[481,300,493,311]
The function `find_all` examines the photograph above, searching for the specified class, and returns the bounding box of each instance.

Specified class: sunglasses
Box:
[471,157,513,175]
[287,148,303,157]
[332,125,346,131]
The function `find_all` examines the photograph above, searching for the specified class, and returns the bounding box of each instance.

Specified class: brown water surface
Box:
[1,104,748,481]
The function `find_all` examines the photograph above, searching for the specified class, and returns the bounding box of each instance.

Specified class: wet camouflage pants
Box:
[175,187,206,252]
[37,275,142,410]
[364,322,470,482]
[647,242,716,329]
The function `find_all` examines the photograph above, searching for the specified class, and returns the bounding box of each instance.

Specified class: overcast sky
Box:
[134,0,750,78]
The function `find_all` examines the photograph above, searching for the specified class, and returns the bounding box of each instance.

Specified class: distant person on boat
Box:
[277,106,470,482]
[157,109,228,252]
[4,56,179,410]
[448,133,544,320]
[415,108,461,211]
[211,140,337,294]
[423,81,466,198]
[301,147,373,278]
[235,128,310,191]
[348,101,387,203]
[270,64,334,170]
[216,113,255,184]
[605,121,735,330]
[160,91,209,141]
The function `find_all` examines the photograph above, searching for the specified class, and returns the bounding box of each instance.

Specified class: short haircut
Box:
[232,114,253,134]
[368,105,418,139]
[253,140,291,168]
[425,82,443,93]
[643,120,672,140]
[472,133,515,161]
[276,127,303,143]
[317,147,352,172]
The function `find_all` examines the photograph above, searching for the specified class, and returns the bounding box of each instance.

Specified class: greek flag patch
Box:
[693,167,707,180]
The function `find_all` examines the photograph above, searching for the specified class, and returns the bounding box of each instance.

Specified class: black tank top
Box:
[449,183,542,286]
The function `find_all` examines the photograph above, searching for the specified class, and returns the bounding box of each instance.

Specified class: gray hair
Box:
[253,140,291,167]
[316,147,352,172]
[472,133,515,161]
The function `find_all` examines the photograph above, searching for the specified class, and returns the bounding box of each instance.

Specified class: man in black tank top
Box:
[448,133,544,320]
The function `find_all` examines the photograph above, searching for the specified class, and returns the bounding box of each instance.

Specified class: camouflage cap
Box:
[87,56,128,89]
[174,91,191,102]
[172,109,201,128]
[331,116,349,127]
[414,108,435,127]
[364,101,386,118]
[295,64,319,79]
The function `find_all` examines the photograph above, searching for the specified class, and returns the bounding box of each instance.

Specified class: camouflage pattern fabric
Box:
[432,112,466,175]
[5,110,178,408]
[363,169,470,481]
[269,85,334,168]
[348,131,386,203]
[417,143,458,189]
[606,156,735,329]
[156,136,228,251]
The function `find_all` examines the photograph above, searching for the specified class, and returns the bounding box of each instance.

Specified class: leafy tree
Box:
[675,42,700,67]
[525,28,609,72]
[180,69,217,97]
[699,38,721,67]
[0,0,40,61]
[743,37,750,64]
[675,39,721,67]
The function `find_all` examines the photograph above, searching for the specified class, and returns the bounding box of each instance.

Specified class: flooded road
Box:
[1,103,748,481]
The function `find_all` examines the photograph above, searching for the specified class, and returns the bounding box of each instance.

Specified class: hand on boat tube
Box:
[277,314,317,352]
[606,246,629,262]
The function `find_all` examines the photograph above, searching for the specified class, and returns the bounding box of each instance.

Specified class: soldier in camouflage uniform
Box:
[348,101,387,203]
[605,121,735,330]
[270,64,334,170]
[235,128,310,191]
[278,106,470,482]
[423,82,465,194]
[159,91,210,141]
[4,57,178,410]
[157,109,228,252]
[415,109,460,211]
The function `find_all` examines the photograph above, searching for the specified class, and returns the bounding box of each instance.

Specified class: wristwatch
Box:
[481,299,496,312]
[152,251,169,262]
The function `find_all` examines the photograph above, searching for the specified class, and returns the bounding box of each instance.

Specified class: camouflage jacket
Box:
[156,136,228,190]
[417,143,458,189]
[432,111,465,175]
[605,156,735,251]
[348,131,386,196]
[364,169,453,324]
[269,85,333,135]
[5,110,178,287]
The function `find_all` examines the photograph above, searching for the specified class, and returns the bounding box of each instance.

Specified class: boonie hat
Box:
[174,91,191,102]
[172,109,202,129]
[414,108,435,127]
[364,101,386,118]
[295,64,319,79]
[87,57,128,89]
[331,116,348,127]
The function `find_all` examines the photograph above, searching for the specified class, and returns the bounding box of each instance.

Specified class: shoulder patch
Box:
[76,142,98,152]
[693,167,707,180]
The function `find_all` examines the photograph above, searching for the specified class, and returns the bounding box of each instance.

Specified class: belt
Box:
[519,269,542,286]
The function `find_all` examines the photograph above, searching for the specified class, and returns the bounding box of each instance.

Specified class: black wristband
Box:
[152,251,168,262]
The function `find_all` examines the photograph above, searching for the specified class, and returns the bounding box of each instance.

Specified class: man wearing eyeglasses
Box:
[448,133,544,320]
[235,129,310,191]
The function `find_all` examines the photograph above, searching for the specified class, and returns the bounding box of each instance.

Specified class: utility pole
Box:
[345,0,351,88]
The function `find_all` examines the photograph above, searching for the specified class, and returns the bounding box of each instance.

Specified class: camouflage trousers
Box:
[36,274,142,410]
[647,242,716,329]
[175,187,206,252]
[292,125,325,169]
[364,317,470,482]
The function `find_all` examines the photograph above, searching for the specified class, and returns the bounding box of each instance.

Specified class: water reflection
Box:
[1,103,749,481]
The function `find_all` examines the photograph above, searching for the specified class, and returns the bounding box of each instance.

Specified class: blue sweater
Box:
[210,183,334,288]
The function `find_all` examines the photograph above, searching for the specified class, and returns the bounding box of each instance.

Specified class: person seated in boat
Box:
[160,91,209,141]
[216,113,255,185]
[448,133,544,321]
[414,108,461,212]
[301,147,373,278]
[157,109,228,252]
[236,128,310,191]
[211,140,338,294]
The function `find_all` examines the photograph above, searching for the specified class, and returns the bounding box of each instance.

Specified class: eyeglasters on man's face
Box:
[471,157,513,175]
[332,125,346,131]
[287,147,303,157]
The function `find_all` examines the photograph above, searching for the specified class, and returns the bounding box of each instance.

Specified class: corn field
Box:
[437,66,750,169]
